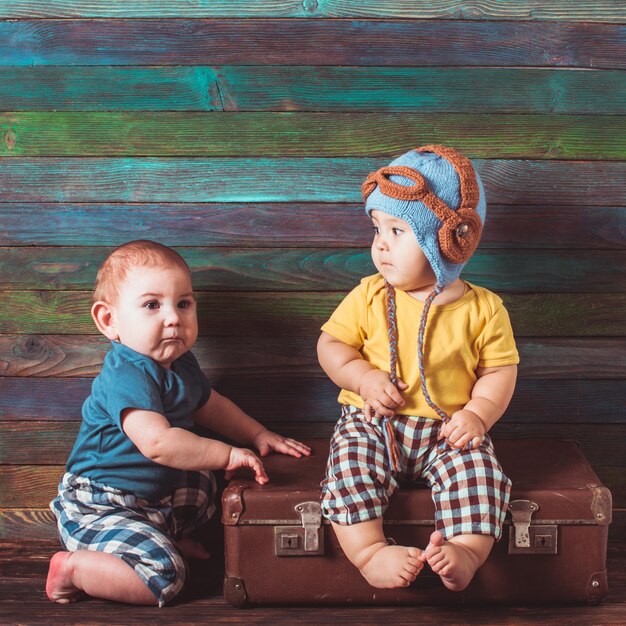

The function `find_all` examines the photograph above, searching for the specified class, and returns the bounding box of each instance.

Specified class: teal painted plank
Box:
[1,20,624,68]
[1,203,624,249]
[216,66,626,114]
[1,1,625,20]
[1,67,624,113]
[1,377,624,423]
[0,158,622,205]
[0,67,223,111]
[1,247,624,292]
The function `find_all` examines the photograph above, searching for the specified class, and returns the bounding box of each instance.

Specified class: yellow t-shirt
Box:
[321,274,519,420]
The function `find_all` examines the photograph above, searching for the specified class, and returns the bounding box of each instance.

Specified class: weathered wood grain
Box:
[1,203,624,249]
[1,334,624,379]
[2,291,624,337]
[2,20,624,68]
[2,1,625,21]
[0,67,223,111]
[0,509,57,542]
[1,158,622,205]
[2,112,624,159]
[216,66,626,114]
[1,67,624,113]
[1,377,624,423]
[1,247,624,292]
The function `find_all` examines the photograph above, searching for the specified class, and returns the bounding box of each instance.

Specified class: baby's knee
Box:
[137,546,189,607]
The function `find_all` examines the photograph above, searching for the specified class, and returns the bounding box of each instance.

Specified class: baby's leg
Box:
[420,531,494,591]
[46,550,157,605]
[420,435,511,591]
[171,469,216,561]
[332,519,423,588]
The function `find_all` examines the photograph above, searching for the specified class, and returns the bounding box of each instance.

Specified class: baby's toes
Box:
[426,550,446,568]
[407,547,422,559]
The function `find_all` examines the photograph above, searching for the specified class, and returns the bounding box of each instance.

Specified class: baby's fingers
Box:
[250,457,269,484]
[275,438,311,458]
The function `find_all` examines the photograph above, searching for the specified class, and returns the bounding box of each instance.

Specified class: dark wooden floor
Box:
[1,535,625,626]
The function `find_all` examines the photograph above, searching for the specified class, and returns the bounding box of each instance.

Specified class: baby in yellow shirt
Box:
[318,145,519,591]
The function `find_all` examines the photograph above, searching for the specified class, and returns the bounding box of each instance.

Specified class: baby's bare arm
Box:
[441,364,517,449]
[317,331,375,393]
[121,408,268,483]
[466,363,518,431]
[317,332,406,418]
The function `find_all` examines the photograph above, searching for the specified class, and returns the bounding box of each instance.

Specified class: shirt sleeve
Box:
[321,281,368,349]
[106,359,165,430]
[476,303,520,368]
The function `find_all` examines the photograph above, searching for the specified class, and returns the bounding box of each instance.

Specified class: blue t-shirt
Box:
[66,341,212,501]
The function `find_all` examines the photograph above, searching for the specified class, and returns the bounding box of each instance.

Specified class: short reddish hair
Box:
[93,240,191,304]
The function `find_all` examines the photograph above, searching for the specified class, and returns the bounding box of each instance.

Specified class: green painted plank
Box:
[1,291,624,337]
[2,112,624,159]
[1,334,623,379]
[0,158,622,205]
[0,67,223,111]
[2,20,624,68]
[1,67,624,113]
[1,1,625,20]
[0,247,623,292]
[1,203,624,250]
[1,377,624,423]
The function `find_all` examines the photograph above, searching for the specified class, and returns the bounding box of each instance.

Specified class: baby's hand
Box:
[439,409,486,450]
[252,430,312,458]
[359,369,408,421]
[224,447,269,485]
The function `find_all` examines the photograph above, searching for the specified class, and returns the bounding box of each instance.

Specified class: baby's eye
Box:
[178,299,193,309]
[372,226,380,235]
[144,300,160,310]
[392,227,404,235]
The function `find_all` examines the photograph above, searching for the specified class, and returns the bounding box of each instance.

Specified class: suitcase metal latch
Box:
[274,501,325,556]
[508,499,558,555]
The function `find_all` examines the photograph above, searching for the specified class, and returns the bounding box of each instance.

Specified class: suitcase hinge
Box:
[507,499,558,555]
[274,501,325,556]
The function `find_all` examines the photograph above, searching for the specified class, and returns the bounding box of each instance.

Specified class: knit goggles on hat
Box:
[361,145,486,471]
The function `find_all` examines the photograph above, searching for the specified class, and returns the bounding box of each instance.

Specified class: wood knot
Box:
[4,129,16,151]
[15,335,49,359]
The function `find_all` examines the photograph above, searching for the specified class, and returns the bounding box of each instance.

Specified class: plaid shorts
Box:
[50,470,216,607]
[321,405,512,540]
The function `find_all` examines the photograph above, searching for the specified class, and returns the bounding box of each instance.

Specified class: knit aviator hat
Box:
[362,145,486,471]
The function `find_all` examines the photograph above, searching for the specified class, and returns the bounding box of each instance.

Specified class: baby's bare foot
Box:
[360,544,423,588]
[422,530,479,591]
[46,552,82,604]
[176,537,210,560]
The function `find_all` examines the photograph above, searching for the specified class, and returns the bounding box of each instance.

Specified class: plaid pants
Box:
[321,405,511,540]
[50,470,216,607]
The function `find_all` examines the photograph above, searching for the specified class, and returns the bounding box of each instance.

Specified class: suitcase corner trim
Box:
[224,575,248,607]
[222,481,248,526]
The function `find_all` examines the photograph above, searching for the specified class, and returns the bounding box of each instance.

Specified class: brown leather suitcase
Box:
[222,438,611,606]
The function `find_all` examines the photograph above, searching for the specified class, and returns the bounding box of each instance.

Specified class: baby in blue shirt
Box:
[46,240,310,607]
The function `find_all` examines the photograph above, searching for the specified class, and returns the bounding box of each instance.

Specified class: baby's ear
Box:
[91,301,118,340]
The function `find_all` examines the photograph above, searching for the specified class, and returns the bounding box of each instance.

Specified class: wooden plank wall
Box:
[0,1,624,543]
